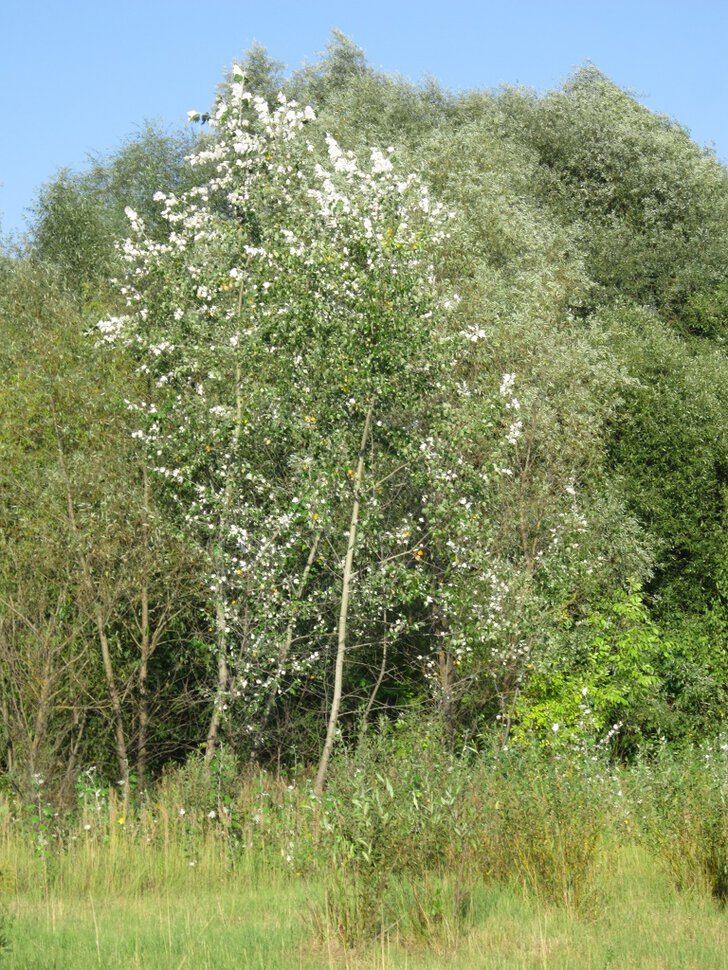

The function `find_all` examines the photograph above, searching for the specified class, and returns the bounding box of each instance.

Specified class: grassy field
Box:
[3,845,726,969]
[2,742,725,968]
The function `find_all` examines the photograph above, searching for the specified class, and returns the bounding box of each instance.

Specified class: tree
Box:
[100,66,454,785]
[31,123,195,298]
[497,66,728,323]
[0,259,204,798]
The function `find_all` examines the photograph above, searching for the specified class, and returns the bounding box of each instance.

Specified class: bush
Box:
[635,743,728,903]
[314,718,478,944]
[489,745,608,913]
[514,585,666,755]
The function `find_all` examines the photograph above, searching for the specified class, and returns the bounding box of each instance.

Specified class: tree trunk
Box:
[137,465,151,788]
[314,400,374,796]
[29,648,53,778]
[262,533,320,723]
[360,627,388,739]
[52,404,130,802]
[94,607,130,801]
[204,595,229,763]
[60,712,86,803]
[204,359,244,763]
[438,647,455,743]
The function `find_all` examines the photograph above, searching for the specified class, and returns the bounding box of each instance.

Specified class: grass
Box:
[2,739,725,967]
[2,846,726,969]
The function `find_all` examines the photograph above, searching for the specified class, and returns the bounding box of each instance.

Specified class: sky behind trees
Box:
[2,0,727,237]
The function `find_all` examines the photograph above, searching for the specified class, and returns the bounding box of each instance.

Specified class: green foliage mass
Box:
[1,34,727,792]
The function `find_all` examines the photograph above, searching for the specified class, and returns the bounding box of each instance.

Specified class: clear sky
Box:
[2,0,727,238]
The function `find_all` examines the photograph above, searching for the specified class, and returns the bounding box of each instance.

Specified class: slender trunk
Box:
[438,647,454,743]
[137,588,150,785]
[94,607,130,799]
[314,400,374,796]
[29,648,53,778]
[360,627,388,738]
[51,404,130,801]
[137,465,151,789]
[60,713,86,803]
[0,686,11,774]
[433,599,454,744]
[501,684,521,747]
[204,360,243,763]
[205,595,229,763]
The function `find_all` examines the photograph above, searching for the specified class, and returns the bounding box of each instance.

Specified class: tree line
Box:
[1,35,726,800]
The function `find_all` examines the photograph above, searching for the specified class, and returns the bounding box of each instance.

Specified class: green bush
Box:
[635,743,728,903]
[514,585,666,754]
[489,746,608,913]
[314,718,478,943]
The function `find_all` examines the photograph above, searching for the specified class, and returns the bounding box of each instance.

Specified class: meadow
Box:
[2,735,726,969]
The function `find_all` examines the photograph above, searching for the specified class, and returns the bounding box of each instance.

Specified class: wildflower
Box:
[179,807,186,817]
[552,723,560,733]
[207,810,217,819]
[461,325,487,343]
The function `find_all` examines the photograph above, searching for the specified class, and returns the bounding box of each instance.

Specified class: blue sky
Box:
[2,1,727,238]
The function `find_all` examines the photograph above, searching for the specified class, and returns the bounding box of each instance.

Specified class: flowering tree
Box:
[100,66,456,783]
[100,62,605,780]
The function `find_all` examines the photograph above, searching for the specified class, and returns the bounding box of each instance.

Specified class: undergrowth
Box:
[1,726,726,954]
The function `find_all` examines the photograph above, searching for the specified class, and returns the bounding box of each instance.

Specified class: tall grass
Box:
[0,728,726,965]
[488,746,608,913]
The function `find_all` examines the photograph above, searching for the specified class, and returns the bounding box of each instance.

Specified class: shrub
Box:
[489,745,607,913]
[314,718,478,944]
[635,743,728,903]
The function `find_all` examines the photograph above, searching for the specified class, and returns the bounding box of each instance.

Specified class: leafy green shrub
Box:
[314,718,478,944]
[659,606,728,741]
[683,281,728,339]
[635,743,728,903]
[155,749,242,816]
[490,746,607,913]
[514,585,666,754]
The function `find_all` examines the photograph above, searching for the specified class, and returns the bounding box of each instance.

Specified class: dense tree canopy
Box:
[2,36,726,795]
